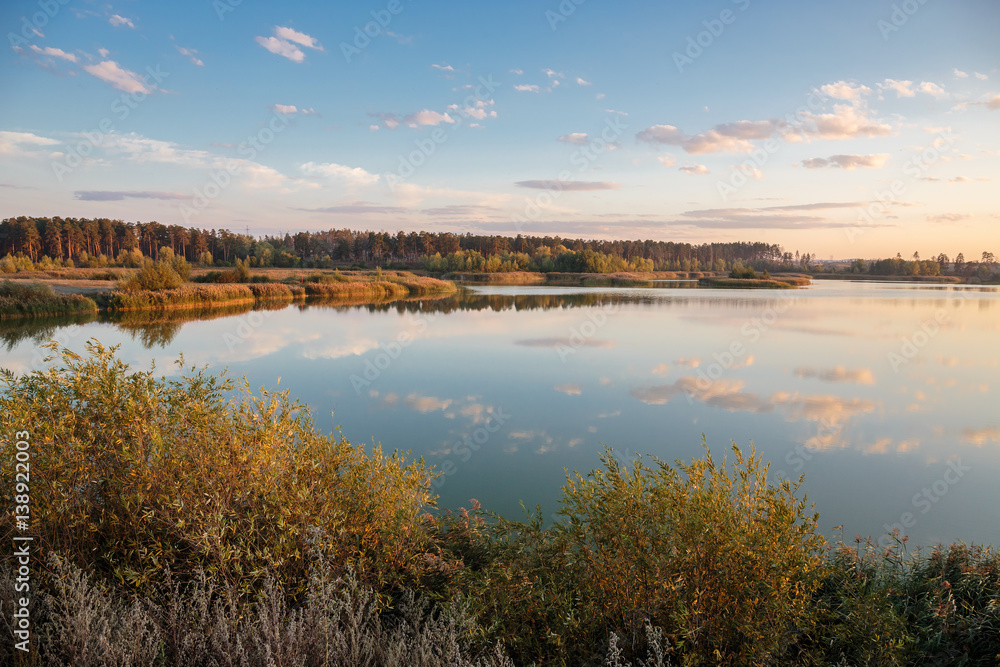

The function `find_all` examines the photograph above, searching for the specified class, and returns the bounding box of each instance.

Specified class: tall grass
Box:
[0,553,513,666]
[107,271,454,311]
[0,280,98,319]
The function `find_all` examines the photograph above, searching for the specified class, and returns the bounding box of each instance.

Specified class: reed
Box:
[0,280,98,319]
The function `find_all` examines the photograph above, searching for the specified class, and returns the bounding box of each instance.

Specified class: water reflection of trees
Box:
[107,302,286,348]
[300,289,817,315]
[5,287,993,352]
[0,312,98,351]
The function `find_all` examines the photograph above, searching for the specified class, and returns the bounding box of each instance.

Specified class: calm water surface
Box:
[3,280,998,548]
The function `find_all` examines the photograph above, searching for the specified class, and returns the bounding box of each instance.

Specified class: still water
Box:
[2,280,998,548]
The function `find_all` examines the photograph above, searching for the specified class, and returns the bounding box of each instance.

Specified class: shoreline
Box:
[0,270,457,319]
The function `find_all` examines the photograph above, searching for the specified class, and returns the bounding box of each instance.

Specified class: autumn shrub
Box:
[0,280,97,319]
[0,341,441,600]
[449,445,827,665]
[116,258,184,292]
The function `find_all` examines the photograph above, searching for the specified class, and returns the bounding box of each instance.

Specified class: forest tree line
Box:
[0,216,994,277]
[0,216,787,272]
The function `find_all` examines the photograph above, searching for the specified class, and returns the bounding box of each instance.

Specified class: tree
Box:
[954,253,965,275]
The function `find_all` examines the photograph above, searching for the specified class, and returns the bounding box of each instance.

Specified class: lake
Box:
[2,280,998,549]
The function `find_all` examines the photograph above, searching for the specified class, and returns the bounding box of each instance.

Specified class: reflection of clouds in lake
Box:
[301,337,379,360]
[554,383,582,395]
[632,376,878,426]
[962,427,1000,446]
[403,393,453,413]
[794,365,876,385]
[771,392,877,423]
[863,438,919,455]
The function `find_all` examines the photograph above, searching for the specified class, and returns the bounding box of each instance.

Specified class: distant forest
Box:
[0,216,994,277]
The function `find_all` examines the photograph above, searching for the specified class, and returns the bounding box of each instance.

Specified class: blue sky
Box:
[1,0,998,257]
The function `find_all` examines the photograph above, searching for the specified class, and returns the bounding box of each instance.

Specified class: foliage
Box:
[0,280,97,319]
[115,250,191,292]
[437,445,826,665]
[0,341,440,598]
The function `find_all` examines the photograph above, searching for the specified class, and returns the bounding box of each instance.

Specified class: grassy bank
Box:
[445,271,714,287]
[0,280,99,319]
[700,277,802,288]
[813,273,965,283]
[2,344,998,666]
[98,270,455,312]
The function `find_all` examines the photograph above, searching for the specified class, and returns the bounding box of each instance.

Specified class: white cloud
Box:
[975,72,989,80]
[255,26,323,63]
[879,78,916,98]
[954,69,968,78]
[557,133,589,145]
[108,14,135,28]
[28,45,77,62]
[273,104,298,114]
[988,94,1000,110]
[918,81,947,98]
[657,154,676,167]
[820,80,871,101]
[680,164,709,175]
[798,105,893,140]
[446,98,497,120]
[103,133,212,167]
[645,108,892,155]
[801,154,890,170]
[176,46,204,67]
[575,77,592,86]
[82,60,152,94]
[300,161,380,187]
[402,109,455,127]
[431,63,455,72]
[542,68,564,79]
[98,48,109,57]
[509,68,523,75]
[0,131,60,157]
[255,36,305,63]
[273,26,323,50]
[514,84,540,92]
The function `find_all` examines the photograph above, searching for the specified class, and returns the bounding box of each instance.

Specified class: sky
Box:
[1,0,998,259]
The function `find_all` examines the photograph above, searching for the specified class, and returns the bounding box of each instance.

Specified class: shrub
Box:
[0,280,98,319]
[457,444,826,665]
[116,258,185,292]
[0,341,440,598]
